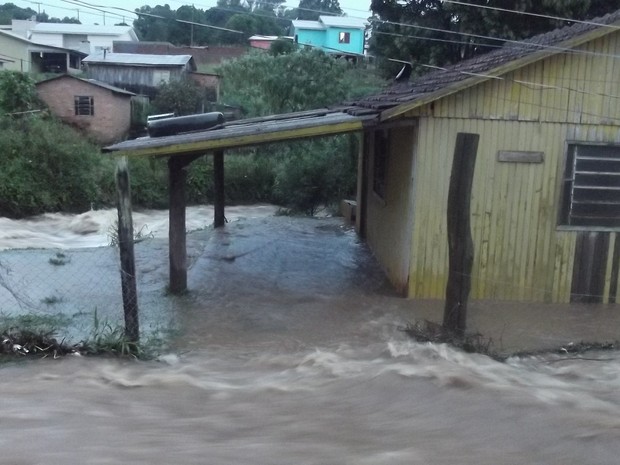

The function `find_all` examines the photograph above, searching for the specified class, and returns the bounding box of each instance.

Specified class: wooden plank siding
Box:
[402,31,620,303]
[363,125,417,295]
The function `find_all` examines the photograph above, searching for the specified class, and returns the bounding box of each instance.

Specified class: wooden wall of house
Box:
[363,125,416,294]
[404,31,620,303]
[86,65,186,93]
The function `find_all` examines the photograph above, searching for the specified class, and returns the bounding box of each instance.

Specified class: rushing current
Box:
[1,206,619,464]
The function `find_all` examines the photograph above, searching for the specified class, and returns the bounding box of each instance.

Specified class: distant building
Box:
[249,35,286,50]
[0,29,84,73]
[3,20,139,55]
[83,52,196,97]
[112,41,248,68]
[291,16,367,57]
[36,74,137,144]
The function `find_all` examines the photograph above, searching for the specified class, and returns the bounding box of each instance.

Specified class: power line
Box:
[61,0,245,33]
[441,0,620,31]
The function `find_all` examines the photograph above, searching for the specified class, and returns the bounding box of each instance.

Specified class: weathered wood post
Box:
[115,156,139,342]
[213,149,225,228]
[443,133,479,336]
[168,157,188,294]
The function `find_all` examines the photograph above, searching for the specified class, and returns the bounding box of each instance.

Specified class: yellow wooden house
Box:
[348,9,620,304]
[105,9,620,306]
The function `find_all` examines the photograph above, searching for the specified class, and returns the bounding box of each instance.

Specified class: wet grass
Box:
[0,311,169,362]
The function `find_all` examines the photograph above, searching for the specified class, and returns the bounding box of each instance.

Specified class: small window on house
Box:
[153,70,171,85]
[338,32,350,44]
[373,129,389,199]
[74,96,94,116]
[559,143,620,228]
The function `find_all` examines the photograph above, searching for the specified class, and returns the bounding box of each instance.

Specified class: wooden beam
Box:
[107,119,365,158]
[213,150,225,228]
[443,133,479,336]
[115,157,139,342]
[168,157,188,294]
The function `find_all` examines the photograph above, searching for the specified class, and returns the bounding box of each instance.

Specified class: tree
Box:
[295,0,342,20]
[369,0,620,77]
[0,72,39,113]
[269,38,297,55]
[150,78,206,116]
[218,49,351,116]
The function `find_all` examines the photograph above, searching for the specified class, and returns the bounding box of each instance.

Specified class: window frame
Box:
[338,31,350,44]
[74,95,94,116]
[558,141,620,230]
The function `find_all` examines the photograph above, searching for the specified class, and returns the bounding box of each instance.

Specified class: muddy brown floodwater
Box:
[1,206,620,464]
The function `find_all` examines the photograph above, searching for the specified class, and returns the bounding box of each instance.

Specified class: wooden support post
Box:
[115,157,139,342]
[168,157,188,294]
[443,133,479,336]
[356,131,370,239]
[213,149,225,228]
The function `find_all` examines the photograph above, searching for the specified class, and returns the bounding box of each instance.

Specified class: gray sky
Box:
[11,0,372,26]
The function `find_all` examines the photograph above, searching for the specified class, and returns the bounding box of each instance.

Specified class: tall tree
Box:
[296,0,342,20]
[369,0,620,77]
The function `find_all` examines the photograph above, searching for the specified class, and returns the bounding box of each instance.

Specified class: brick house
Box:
[36,74,136,145]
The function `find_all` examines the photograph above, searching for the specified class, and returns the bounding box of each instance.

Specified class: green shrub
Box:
[0,114,114,217]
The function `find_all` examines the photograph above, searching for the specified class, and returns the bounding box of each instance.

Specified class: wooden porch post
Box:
[168,157,188,294]
[356,131,371,239]
[443,133,479,336]
[115,157,139,342]
[213,149,225,228]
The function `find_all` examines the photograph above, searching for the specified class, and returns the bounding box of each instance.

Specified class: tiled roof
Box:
[349,8,620,115]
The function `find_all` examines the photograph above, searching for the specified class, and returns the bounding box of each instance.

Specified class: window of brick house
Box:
[338,32,350,44]
[559,143,620,228]
[74,96,94,116]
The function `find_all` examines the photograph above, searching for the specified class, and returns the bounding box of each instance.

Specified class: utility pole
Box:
[190,4,194,47]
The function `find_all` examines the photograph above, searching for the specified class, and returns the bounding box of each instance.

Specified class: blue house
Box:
[291,16,367,56]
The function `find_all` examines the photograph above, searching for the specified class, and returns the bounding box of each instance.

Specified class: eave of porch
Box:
[103,109,378,157]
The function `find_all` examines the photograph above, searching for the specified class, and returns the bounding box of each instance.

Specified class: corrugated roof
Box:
[292,20,325,30]
[31,23,135,36]
[36,74,135,96]
[84,52,193,67]
[319,15,367,29]
[0,29,87,55]
[103,109,377,157]
[349,8,620,119]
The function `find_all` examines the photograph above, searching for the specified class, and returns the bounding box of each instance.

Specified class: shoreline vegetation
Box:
[0,313,166,361]
[403,319,618,362]
[2,312,617,363]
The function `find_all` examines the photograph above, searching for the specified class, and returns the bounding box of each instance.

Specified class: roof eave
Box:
[103,113,375,157]
[380,21,620,121]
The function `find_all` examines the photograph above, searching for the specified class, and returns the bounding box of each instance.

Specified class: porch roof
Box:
[103,108,378,158]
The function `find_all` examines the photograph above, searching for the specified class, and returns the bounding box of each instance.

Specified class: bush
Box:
[273,136,357,215]
[0,114,115,217]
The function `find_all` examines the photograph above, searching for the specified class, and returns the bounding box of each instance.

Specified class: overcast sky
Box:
[11,0,372,26]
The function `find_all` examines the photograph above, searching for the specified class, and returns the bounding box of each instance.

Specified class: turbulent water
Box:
[1,206,620,464]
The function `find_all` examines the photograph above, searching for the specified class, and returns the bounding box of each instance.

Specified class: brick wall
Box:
[37,76,132,145]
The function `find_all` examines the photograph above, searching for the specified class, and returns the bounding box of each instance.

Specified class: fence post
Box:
[115,156,139,342]
[213,150,225,228]
[168,156,188,294]
[443,133,479,336]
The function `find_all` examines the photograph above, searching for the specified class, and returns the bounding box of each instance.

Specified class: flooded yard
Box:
[1,206,619,464]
